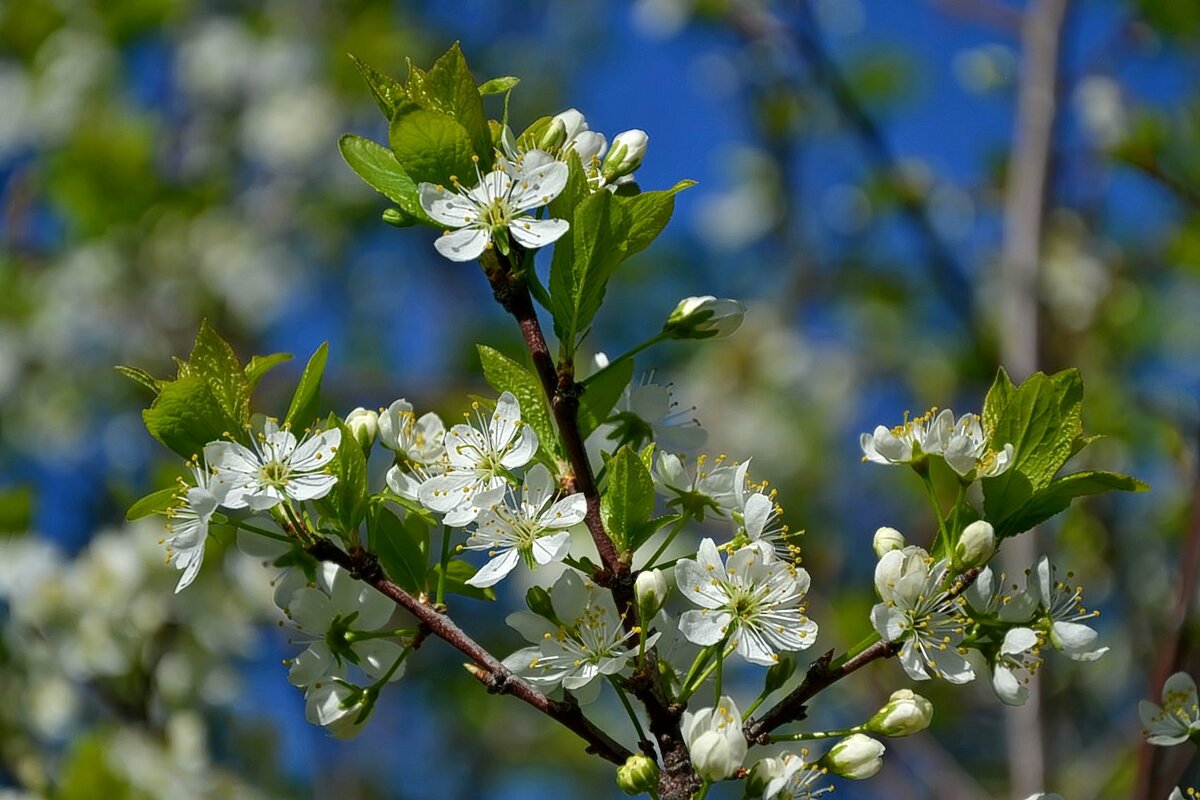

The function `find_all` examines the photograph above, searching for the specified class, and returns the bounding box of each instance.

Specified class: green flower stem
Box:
[680,642,735,703]
[742,690,771,721]
[643,514,690,570]
[950,481,968,545]
[679,646,716,700]
[713,645,726,705]
[581,331,672,389]
[436,525,453,608]
[918,470,950,555]
[345,628,418,643]
[609,676,649,745]
[768,725,865,743]
[218,517,294,544]
[694,782,711,800]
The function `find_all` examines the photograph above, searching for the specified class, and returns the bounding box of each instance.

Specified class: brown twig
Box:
[1118,153,1200,212]
[306,540,633,766]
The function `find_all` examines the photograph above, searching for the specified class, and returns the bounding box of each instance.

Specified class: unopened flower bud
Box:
[541,108,586,150]
[819,733,885,780]
[763,653,796,694]
[954,520,995,568]
[872,527,906,558]
[602,129,648,182]
[866,689,933,737]
[345,407,379,450]
[682,696,746,781]
[616,754,660,796]
[635,568,669,621]
[525,585,556,621]
[663,296,746,340]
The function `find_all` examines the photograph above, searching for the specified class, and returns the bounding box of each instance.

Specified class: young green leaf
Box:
[285,343,329,429]
[600,446,655,552]
[317,421,369,536]
[369,504,428,593]
[142,374,241,459]
[478,76,520,95]
[245,352,292,389]
[339,134,429,222]
[388,107,477,187]
[429,559,496,601]
[982,366,1017,436]
[126,486,178,521]
[477,344,560,460]
[994,470,1148,539]
[189,320,250,428]
[613,179,695,257]
[349,53,408,119]
[423,42,493,169]
[115,364,161,394]
[578,357,634,441]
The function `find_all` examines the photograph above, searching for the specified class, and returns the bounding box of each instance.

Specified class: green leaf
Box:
[318,421,369,535]
[142,374,241,459]
[388,107,477,187]
[983,369,1084,527]
[578,357,634,441]
[614,179,695,257]
[57,732,133,800]
[369,505,427,593]
[549,188,619,352]
[600,446,655,551]
[189,320,250,428]
[982,367,1016,436]
[430,559,496,601]
[995,470,1149,539]
[245,352,292,389]
[423,42,493,168]
[115,364,160,394]
[126,486,178,521]
[285,343,328,429]
[477,344,560,460]
[339,134,428,222]
[349,53,407,119]
[479,76,519,95]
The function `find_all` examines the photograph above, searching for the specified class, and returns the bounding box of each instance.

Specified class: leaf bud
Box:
[663,296,746,340]
[872,526,906,558]
[345,407,379,450]
[602,129,649,182]
[866,689,934,737]
[818,733,885,780]
[635,568,669,622]
[616,754,660,796]
[954,520,995,569]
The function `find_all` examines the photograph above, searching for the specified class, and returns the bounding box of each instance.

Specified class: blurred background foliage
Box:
[0,0,1198,798]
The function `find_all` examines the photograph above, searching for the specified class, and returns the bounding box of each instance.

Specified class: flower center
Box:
[260,460,291,489]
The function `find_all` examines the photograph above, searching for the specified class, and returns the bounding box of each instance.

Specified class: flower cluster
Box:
[860,407,1014,479]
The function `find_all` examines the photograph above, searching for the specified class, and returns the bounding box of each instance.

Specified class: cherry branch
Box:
[305,540,632,766]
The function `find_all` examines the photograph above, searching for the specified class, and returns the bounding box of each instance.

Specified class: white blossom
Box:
[617,381,707,452]
[1141,672,1200,746]
[653,453,746,519]
[162,461,228,593]
[860,408,953,466]
[379,399,448,501]
[682,695,747,781]
[942,412,1014,478]
[990,626,1043,706]
[418,392,538,527]
[503,570,651,703]
[676,538,817,666]
[870,546,974,683]
[1027,556,1108,662]
[752,752,833,800]
[872,526,907,558]
[462,464,585,587]
[664,295,746,340]
[305,679,370,740]
[283,563,405,688]
[418,155,569,262]
[205,421,340,511]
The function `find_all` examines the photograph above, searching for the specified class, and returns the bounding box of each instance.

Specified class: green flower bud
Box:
[525,585,556,621]
[763,653,796,695]
[635,568,669,622]
[872,526,906,558]
[819,733,885,780]
[954,520,995,569]
[345,407,379,450]
[602,129,649,182]
[663,296,746,340]
[616,754,660,796]
[866,689,934,737]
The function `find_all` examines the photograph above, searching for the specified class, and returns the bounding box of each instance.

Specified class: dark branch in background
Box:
[1118,153,1200,211]
[1134,419,1200,800]
[305,540,633,766]
[725,0,975,331]
[998,0,1071,794]
[927,0,1022,34]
